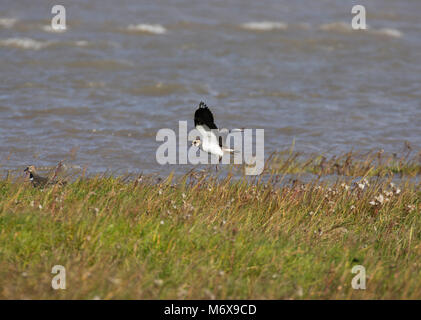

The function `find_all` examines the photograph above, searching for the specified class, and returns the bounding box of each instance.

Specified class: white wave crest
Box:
[370,28,402,38]
[0,18,17,28]
[42,25,67,33]
[240,21,287,31]
[0,38,49,50]
[319,22,403,38]
[74,40,89,47]
[127,24,167,34]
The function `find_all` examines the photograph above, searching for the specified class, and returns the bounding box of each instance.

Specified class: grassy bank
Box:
[267,148,421,177]
[0,153,420,299]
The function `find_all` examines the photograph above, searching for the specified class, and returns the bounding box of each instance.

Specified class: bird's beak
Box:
[24,167,29,173]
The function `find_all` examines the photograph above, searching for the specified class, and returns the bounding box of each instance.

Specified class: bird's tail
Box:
[222,147,238,154]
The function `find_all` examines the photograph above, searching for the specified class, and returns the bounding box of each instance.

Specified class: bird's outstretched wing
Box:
[194,102,218,130]
[194,101,222,148]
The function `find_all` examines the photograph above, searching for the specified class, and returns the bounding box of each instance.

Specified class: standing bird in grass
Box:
[192,102,237,170]
[24,165,49,188]
[24,163,66,188]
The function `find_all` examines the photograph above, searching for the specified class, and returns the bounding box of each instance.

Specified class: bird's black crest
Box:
[194,101,218,129]
[199,101,206,108]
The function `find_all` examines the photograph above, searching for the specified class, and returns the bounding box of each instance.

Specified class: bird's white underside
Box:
[196,125,224,157]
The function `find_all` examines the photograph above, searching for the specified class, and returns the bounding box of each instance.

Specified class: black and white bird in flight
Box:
[192,102,239,169]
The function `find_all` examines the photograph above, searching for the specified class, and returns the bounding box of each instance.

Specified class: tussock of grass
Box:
[0,153,420,299]
[268,149,421,177]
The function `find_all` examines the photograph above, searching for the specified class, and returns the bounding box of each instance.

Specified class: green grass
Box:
[0,153,420,299]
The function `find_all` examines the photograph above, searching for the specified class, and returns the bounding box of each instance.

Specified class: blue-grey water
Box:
[1,0,420,175]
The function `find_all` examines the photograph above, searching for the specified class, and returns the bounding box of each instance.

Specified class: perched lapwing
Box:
[24,165,49,187]
[192,102,239,170]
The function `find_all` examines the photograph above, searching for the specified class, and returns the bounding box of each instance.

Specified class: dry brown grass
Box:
[0,151,420,299]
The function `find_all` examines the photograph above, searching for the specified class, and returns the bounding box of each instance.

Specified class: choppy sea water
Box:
[1,0,420,176]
